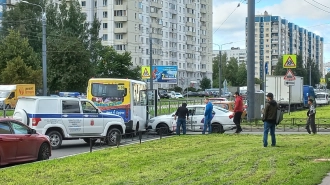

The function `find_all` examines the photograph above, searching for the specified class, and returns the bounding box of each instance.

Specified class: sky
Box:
[212,0,330,64]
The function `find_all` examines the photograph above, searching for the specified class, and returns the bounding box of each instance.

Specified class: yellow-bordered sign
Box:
[141,66,150,79]
[320,78,326,84]
[283,55,297,68]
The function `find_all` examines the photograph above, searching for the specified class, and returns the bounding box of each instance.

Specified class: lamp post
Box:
[213,42,233,97]
[22,1,47,96]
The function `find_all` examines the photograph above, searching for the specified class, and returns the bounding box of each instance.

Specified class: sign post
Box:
[283,55,297,115]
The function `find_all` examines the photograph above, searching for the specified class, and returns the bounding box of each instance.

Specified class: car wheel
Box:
[212,123,224,134]
[38,143,50,161]
[106,128,121,146]
[47,131,62,149]
[156,123,169,135]
[83,138,97,145]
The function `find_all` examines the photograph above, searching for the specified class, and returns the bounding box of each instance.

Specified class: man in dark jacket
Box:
[233,92,244,133]
[262,93,278,147]
[174,103,189,135]
[306,99,316,134]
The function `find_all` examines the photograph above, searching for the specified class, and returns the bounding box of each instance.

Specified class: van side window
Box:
[81,101,98,114]
[62,100,81,114]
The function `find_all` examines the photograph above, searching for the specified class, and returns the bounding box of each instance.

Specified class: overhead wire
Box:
[304,0,330,13]
[311,0,330,9]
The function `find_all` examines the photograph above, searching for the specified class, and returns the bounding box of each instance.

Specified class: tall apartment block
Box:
[80,0,213,89]
[246,11,324,80]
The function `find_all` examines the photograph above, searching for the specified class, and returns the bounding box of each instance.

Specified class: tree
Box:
[224,57,239,86]
[173,86,182,93]
[2,56,42,85]
[325,73,330,89]
[212,53,227,88]
[95,46,141,80]
[236,62,247,86]
[200,77,211,90]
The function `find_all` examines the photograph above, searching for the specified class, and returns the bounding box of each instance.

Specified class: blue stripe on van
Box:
[26,113,121,119]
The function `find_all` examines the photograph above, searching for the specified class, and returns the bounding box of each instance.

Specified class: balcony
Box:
[186,31,194,36]
[151,33,162,39]
[169,9,177,14]
[200,8,207,14]
[186,67,194,72]
[186,13,195,18]
[201,25,206,30]
[271,29,278,33]
[186,40,193,45]
[200,17,207,22]
[151,1,162,8]
[151,22,162,29]
[271,39,278,43]
[114,16,127,22]
[114,27,127,33]
[201,43,207,47]
[186,4,195,9]
[185,21,194,27]
[186,58,193,63]
[150,12,161,18]
[114,2,128,10]
[201,0,207,4]
[201,34,207,38]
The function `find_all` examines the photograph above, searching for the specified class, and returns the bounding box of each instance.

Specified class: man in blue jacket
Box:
[203,98,213,134]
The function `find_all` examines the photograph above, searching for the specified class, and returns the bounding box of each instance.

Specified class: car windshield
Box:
[316,94,326,99]
[213,106,229,113]
[176,93,180,95]
[0,91,10,98]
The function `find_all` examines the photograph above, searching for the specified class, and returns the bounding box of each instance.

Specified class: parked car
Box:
[212,101,247,119]
[147,105,236,134]
[198,91,209,97]
[0,118,51,166]
[13,96,126,149]
[182,92,199,97]
[159,90,170,99]
[173,93,183,99]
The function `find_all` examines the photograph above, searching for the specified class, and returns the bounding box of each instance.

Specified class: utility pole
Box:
[149,32,153,91]
[309,64,311,86]
[247,0,255,121]
[219,49,221,97]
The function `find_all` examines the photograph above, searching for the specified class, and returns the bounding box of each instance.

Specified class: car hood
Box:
[151,114,173,120]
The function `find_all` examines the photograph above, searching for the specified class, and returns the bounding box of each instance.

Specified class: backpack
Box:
[276,109,284,125]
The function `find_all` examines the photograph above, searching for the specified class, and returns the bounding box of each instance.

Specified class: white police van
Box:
[13,96,126,149]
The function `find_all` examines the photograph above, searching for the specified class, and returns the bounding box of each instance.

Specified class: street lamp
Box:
[22,1,47,96]
[213,42,233,97]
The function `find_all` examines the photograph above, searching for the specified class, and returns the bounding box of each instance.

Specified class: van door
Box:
[81,100,103,135]
[61,100,83,135]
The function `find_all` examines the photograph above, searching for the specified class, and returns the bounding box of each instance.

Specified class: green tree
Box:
[325,73,330,89]
[2,57,42,85]
[224,57,239,86]
[200,77,211,90]
[212,53,227,88]
[236,62,247,86]
[304,58,320,87]
[96,46,141,80]
[173,86,182,93]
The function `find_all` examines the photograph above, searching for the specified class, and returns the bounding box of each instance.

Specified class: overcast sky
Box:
[212,0,330,63]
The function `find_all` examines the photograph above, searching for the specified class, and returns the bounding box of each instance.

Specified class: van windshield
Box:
[91,83,125,102]
[316,94,326,99]
[0,91,10,98]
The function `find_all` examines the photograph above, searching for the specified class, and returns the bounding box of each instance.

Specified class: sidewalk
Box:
[319,173,330,185]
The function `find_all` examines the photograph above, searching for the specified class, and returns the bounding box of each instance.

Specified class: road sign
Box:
[284,69,296,81]
[283,55,297,68]
[320,78,326,85]
[284,81,295,86]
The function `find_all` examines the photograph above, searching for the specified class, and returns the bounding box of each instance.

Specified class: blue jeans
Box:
[176,118,186,135]
[263,121,276,147]
[202,119,212,134]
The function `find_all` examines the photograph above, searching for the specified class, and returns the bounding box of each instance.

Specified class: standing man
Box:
[306,99,316,134]
[174,103,189,135]
[233,92,244,133]
[262,93,278,147]
[202,98,213,134]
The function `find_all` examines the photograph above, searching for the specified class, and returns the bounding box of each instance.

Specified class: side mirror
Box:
[29,129,37,134]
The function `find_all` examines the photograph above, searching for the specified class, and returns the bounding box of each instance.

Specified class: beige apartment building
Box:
[79,0,213,89]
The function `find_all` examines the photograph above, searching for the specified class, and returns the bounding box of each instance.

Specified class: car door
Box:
[81,100,103,135]
[192,107,205,131]
[0,121,17,164]
[186,107,196,131]
[10,121,37,161]
[61,100,84,135]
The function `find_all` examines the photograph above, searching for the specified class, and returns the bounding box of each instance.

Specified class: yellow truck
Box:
[0,84,35,109]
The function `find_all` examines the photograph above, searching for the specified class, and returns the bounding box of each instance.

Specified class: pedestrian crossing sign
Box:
[141,66,150,79]
[283,55,297,68]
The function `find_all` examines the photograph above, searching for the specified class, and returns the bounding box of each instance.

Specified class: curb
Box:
[319,173,330,185]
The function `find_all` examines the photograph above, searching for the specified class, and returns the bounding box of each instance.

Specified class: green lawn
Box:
[0,110,13,117]
[1,135,330,185]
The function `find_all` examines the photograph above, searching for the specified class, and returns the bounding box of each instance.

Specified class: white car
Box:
[147,105,236,134]
[173,93,183,99]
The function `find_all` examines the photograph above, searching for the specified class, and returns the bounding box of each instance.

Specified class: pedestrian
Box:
[233,92,244,133]
[262,93,278,147]
[174,103,189,135]
[306,99,316,134]
[202,98,213,134]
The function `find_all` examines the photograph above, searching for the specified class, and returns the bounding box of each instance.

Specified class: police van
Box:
[13,96,126,149]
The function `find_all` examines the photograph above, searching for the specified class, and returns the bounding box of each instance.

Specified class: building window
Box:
[103,34,108,41]
[81,1,86,6]
[115,34,123,40]
[115,22,123,28]
[103,23,108,29]
[103,11,108,18]
[115,0,123,5]
[103,0,108,6]
[114,10,127,16]
[114,45,126,51]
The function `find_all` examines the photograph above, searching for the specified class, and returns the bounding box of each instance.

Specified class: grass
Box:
[1,134,330,185]
[0,110,13,117]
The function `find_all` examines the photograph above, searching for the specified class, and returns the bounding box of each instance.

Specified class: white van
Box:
[315,92,329,105]
[13,96,126,149]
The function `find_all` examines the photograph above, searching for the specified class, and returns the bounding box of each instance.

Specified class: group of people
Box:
[173,91,317,147]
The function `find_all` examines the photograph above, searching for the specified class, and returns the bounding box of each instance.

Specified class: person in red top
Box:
[233,92,244,133]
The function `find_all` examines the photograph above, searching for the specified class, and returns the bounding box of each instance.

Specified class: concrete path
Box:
[319,173,330,185]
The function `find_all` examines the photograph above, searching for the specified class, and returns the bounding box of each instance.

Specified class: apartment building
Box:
[80,0,213,89]
[213,47,247,65]
[246,11,324,80]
